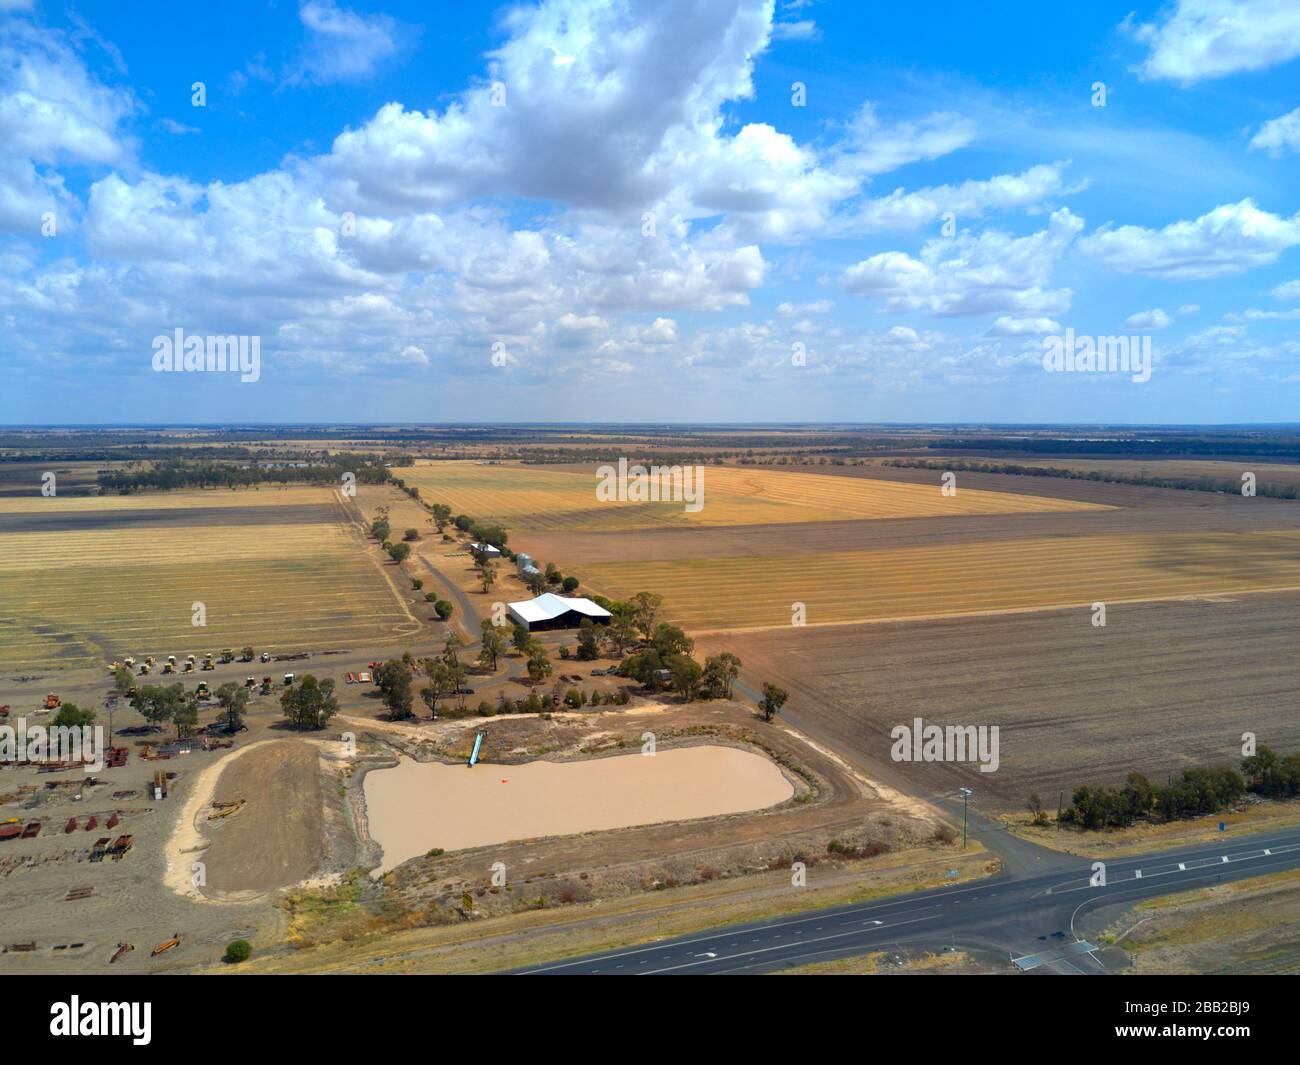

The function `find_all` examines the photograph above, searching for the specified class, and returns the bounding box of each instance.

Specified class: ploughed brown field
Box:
[698,590,1300,813]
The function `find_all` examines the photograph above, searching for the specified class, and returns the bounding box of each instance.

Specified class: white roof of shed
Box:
[507,592,612,624]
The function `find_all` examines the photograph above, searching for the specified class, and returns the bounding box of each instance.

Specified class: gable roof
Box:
[507,592,612,624]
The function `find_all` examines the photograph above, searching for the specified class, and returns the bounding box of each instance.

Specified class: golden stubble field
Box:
[576,531,1300,631]
[397,460,1108,531]
[0,487,417,671]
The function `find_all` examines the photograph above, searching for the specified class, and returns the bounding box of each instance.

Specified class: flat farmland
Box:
[575,530,1300,631]
[0,487,416,672]
[398,460,1106,532]
[699,591,1300,811]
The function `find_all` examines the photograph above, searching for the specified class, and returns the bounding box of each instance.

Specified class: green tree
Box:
[434,599,454,621]
[387,541,412,564]
[511,623,533,654]
[52,702,95,728]
[172,692,200,738]
[575,618,601,661]
[214,682,250,731]
[430,503,452,531]
[759,682,788,722]
[478,619,507,671]
[650,622,693,659]
[526,643,553,685]
[420,661,454,718]
[478,559,498,593]
[370,518,391,542]
[701,652,741,699]
[113,665,134,697]
[562,575,579,593]
[666,653,703,701]
[373,658,415,720]
[630,591,663,640]
[280,674,339,729]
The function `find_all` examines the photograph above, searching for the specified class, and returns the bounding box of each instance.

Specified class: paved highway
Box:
[518,824,1300,974]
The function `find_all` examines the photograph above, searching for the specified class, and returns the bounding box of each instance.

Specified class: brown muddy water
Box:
[364,745,794,873]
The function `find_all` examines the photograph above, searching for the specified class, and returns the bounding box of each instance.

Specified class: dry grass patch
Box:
[0,489,415,671]
[398,461,1106,533]
[580,531,1300,631]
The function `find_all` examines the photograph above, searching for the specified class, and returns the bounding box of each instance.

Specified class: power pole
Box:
[959,787,972,849]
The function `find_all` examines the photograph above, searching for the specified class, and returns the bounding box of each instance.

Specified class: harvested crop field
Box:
[0,487,415,671]
[700,589,1300,812]
[399,460,1105,532]
[575,530,1300,631]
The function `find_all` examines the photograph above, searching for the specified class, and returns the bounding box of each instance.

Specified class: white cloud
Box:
[1250,106,1300,155]
[1080,200,1300,279]
[771,19,819,41]
[1123,308,1172,330]
[285,0,402,87]
[1126,0,1300,83]
[0,20,136,234]
[1272,280,1300,300]
[843,208,1084,317]
[846,163,1077,234]
[776,299,833,316]
[988,316,1061,336]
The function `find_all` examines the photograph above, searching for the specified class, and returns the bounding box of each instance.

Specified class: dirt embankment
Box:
[165,739,339,902]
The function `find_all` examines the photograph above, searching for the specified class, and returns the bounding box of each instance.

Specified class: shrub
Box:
[223,940,252,964]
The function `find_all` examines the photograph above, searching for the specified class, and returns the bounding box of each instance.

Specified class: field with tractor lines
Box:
[699,590,1300,810]
[0,487,415,671]
[399,460,1107,532]
[576,531,1300,631]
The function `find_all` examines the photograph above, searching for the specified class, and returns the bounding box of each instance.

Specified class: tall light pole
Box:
[958,787,972,849]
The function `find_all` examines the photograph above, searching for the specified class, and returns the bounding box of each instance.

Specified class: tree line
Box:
[1053,745,1300,830]
[885,458,1300,500]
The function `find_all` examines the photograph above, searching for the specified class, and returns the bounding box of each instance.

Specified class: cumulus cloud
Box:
[1123,308,1172,330]
[0,20,135,233]
[776,299,833,316]
[1272,280,1300,300]
[843,208,1084,317]
[845,163,1078,234]
[1079,200,1300,279]
[1251,106,1300,155]
[1125,0,1300,83]
[285,1,403,87]
[987,316,1061,336]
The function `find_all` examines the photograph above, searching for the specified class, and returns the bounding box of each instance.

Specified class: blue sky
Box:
[2,0,1299,424]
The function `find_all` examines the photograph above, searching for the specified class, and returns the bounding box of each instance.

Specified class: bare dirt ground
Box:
[257,697,960,969]
[200,741,326,897]
[699,590,1300,814]
[515,494,1300,566]
[1095,868,1300,975]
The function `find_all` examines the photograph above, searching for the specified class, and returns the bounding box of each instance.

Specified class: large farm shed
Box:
[508,593,612,632]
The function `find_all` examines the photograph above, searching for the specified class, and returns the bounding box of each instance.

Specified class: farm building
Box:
[508,592,612,632]
[468,542,502,559]
[515,552,541,577]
